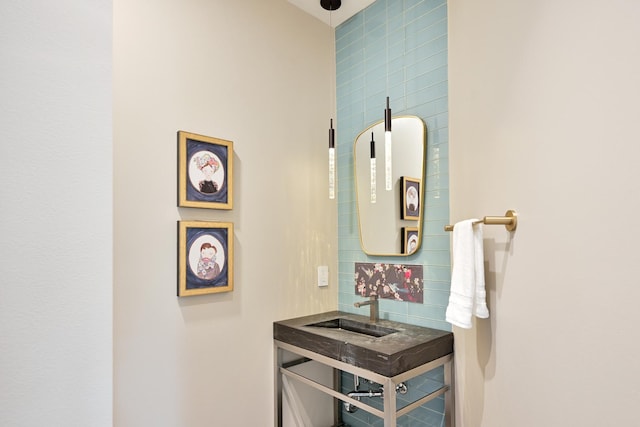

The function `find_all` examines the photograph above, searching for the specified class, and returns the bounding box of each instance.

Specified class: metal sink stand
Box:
[274,340,455,427]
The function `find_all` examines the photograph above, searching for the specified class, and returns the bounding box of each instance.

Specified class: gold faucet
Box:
[354,293,379,322]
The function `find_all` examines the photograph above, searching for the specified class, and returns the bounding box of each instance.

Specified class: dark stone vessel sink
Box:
[274,311,453,377]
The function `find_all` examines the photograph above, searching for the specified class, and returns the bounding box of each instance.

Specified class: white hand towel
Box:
[473,223,489,318]
[445,219,489,328]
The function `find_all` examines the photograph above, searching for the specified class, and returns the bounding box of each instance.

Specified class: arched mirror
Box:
[354,116,426,256]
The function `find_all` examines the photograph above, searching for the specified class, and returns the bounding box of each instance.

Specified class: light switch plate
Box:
[317,266,329,287]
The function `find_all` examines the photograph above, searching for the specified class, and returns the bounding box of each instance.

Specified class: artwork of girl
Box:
[406,185,419,212]
[190,151,224,194]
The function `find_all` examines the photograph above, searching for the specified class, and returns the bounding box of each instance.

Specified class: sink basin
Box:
[305,318,398,338]
[274,311,454,377]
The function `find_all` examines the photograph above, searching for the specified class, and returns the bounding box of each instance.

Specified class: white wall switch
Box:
[317,266,329,287]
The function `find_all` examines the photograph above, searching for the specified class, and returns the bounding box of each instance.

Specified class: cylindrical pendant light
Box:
[384,96,393,191]
[323,0,340,200]
[328,119,335,199]
[370,132,377,203]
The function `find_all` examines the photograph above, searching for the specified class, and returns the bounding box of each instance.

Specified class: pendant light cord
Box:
[330,4,335,122]
[384,4,391,115]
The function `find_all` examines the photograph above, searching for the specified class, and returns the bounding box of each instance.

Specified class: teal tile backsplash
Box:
[335,0,451,424]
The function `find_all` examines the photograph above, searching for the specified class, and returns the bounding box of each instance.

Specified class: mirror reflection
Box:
[354,116,426,256]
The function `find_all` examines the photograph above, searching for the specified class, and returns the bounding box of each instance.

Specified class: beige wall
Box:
[0,1,113,425]
[114,0,337,425]
[449,1,640,425]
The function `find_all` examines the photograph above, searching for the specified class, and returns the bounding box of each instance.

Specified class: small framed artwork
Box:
[178,131,233,209]
[400,176,421,220]
[402,227,419,255]
[178,221,234,297]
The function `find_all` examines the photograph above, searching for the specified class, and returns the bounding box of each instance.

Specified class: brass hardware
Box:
[444,209,518,232]
[354,293,379,322]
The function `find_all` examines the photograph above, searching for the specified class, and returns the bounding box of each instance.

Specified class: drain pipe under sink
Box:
[343,374,408,413]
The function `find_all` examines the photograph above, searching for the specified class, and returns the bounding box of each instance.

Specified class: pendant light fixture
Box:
[328,119,335,199]
[322,0,340,199]
[383,3,393,192]
[370,132,377,203]
[384,96,393,191]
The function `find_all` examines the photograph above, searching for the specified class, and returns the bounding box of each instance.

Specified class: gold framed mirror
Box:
[354,116,426,256]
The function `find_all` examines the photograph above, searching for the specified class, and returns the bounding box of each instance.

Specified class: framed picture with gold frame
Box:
[400,176,421,220]
[402,227,419,255]
[178,131,233,209]
[178,221,233,297]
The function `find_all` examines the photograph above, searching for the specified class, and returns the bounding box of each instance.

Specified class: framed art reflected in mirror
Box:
[402,227,419,255]
[400,176,421,221]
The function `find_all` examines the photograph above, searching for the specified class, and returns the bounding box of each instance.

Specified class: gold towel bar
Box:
[444,209,518,232]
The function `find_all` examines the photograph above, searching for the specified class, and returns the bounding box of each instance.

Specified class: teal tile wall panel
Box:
[335,1,450,425]
[336,0,450,324]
